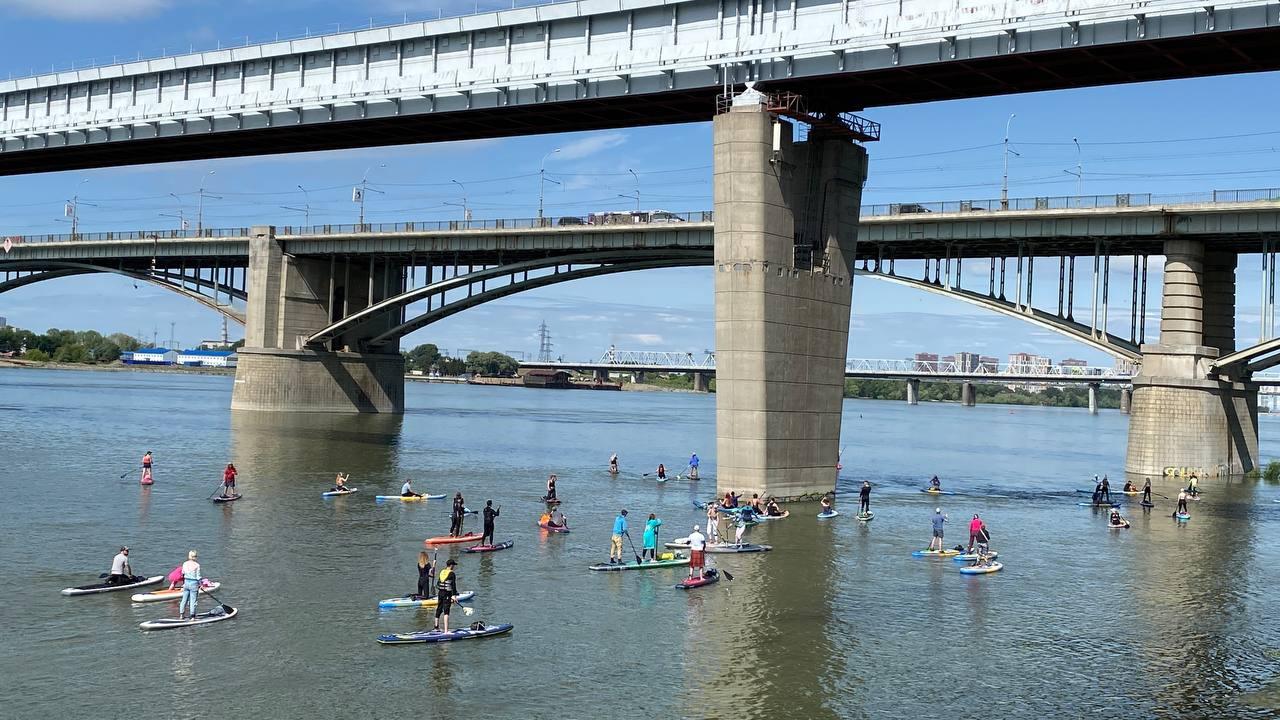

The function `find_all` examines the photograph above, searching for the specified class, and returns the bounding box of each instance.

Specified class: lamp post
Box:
[160,212,187,231]
[628,168,639,212]
[1000,114,1017,210]
[297,184,311,227]
[1073,137,1082,198]
[65,178,91,239]
[355,165,386,226]
[196,170,216,234]
[538,148,561,223]
[618,193,640,213]
[451,179,469,223]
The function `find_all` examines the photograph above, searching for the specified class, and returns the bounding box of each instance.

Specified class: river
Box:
[2,367,1280,719]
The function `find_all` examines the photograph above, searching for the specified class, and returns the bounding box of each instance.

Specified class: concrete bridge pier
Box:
[906,378,920,405]
[1125,239,1258,476]
[1120,388,1132,414]
[593,369,609,383]
[961,382,976,407]
[231,226,405,413]
[692,372,710,393]
[713,98,869,500]
[1088,383,1099,414]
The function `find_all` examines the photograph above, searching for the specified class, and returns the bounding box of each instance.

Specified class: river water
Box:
[3,367,1280,719]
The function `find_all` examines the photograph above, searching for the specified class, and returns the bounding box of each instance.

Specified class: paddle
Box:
[207,479,227,500]
[623,531,643,564]
[118,466,138,479]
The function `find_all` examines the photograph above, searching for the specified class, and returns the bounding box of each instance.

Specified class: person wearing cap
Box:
[687,525,707,579]
[179,550,201,620]
[928,508,947,552]
[610,510,628,564]
[221,462,238,499]
[106,546,132,585]
[434,559,460,633]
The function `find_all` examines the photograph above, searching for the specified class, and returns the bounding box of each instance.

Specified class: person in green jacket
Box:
[641,513,663,562]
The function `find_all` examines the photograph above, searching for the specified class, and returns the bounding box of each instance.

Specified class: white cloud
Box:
[558,133,628,161]
[619,333,664,346]
[1,0,169,20]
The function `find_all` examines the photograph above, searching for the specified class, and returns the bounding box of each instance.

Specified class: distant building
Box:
[124,348,178,365]
[1059,358,1089,374]
[1114,358,1139,375]
[0,315,8,328]
[940,355,957,368]
[1009,352,1051,373]
[954,351,981,372]
[198,339,233,350]
[978,356,999,372]
[913,352,938,371]
[177,349,238,368]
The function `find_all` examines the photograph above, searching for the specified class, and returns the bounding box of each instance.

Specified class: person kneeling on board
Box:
[765,497,784,517]
[106,546,132,585]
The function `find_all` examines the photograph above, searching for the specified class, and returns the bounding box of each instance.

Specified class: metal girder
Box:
[0,260,245,323]
[855,269,1141,362]
[1213,337,1280,375]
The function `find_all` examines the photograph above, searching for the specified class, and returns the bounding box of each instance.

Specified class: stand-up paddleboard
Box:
[1140,500,1156,508]
[911,548,961,558]
[1076,489,1140,496]
[921,488,956,495]
[959,562,1003,575]
[536,521,570,533]
[664,539,771,553]
[589,555,689,571]
[857,512,875,522]
[62,575,163,596]
[542,497,562,505]
[377,623,513,645]
[131,582,222,603]
[376,494,444,502]
[952,551,998,562]
[378,590,476,609]
[1077,501,1120,508]
[322,488,358,497]
[756,511,790,521]
[674,569,720,590]
[424,532,485,545]
[464,540,513,553]
[1108,521,1131,529]
[1174,512,1191,521]
[139,605,237,630]
[213,494,242,503]
[140,477,154,486]
[817,510,839,519]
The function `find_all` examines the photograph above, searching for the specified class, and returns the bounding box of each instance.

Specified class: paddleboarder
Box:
[687,525,707,580]
[545,474,557,501]
[765,497,783,517]
[609,453,619,475]
[688,452,699,480]
[860,481,872,514]
[481,500,500,546]
[141,450,153,482]
[1176,489,1189,516]
[449,493,466,536]
[401,479,423,498]
[609,510,628,564]
[330,473,350,492]
[641,513,663,561]
[416,551,434,599]
[1142,478,1153,504]
[1100,475,1112,503]
[178,550,201,620]
[106,546,132,585]
[434,559,459,633]
[549,507,568,529]
[968,514,983,553]
[929,475,941,491]
[820,494,834,515]
[656,464,667,481]
[928,509,947,552]
[221,462,237,499]
[733,516,747,546]
[706,503,720,542]
[1188,475,1199,496]
[975,519,991,555]
[1123,479,1137,493]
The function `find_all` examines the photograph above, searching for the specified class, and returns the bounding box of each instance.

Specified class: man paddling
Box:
[449,493,466,536]
[1100,475,1112,503]
[688,452,700,480]
[610,510,628,564]
[434,559,460,633]
[481,500,500,546]
[331,473,351,492]
[106,546,132,585]
[859,481,872,515]
[221,463,238,499]
[687,525,707,579]
[928,509,947,552]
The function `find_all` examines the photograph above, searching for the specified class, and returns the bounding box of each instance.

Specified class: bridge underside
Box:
[5,24,1280,176]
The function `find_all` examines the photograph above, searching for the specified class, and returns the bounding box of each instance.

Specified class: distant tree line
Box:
[0,326,144,364]
[843,378,1121,409]
[402,343,519,377]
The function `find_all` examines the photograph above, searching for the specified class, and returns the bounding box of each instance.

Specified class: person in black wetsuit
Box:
[416,551,434,600]
[1100,476,1112,504]
[545,474,557,501]
[435,559,459,633]
[481,500,499,545]
[1142,478,1152,504]
[859,481,872,514]
[449,492,465,536]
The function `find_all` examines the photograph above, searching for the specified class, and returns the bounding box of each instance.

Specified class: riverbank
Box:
[0,358,235,377]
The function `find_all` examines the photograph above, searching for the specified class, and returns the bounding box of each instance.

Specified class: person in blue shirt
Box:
[928,509,947,551]
[641,513,663,561]
[688,452,700,480]
[609,510,628,564]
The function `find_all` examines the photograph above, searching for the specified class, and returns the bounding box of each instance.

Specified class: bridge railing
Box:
[859,186,1280,217]
[595,349,717,368]
[845,357,1126,378]
[4,228,252,244]
[277,211,713,236]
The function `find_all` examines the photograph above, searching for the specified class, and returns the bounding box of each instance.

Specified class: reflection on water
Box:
[2,368,1280,719]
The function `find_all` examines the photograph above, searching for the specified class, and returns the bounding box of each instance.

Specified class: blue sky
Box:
[2,1,1280,365]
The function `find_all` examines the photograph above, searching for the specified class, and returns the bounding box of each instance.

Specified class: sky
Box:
[3,1,1280,365]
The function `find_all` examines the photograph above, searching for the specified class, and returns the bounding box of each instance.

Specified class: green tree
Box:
[465,351,518,377]
[23,348,49,361]
[405,343,442,372]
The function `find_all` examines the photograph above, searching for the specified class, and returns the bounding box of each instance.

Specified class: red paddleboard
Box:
[140,478,154,485]
[424,532,484,545]
[675,569,720,589]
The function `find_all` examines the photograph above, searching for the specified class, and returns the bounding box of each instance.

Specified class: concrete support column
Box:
[906,378,920,405]
[232,226,405,413]
[960,382,976,407]
[1120,387,1132,415]
[1125,240,1257,476]
[713,100,869,500]
[593,369,608,383]
[692,372,710,392]
[630,371,646,384]
[1088,383,1099,414]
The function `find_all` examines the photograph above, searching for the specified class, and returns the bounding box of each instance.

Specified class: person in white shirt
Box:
[179,550,202,620]
[107,546,132,585]
[687,525,707,580]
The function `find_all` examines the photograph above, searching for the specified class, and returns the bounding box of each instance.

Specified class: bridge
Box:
[7,0,1280,497]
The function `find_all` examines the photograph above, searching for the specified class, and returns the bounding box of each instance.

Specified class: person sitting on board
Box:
[765,498,783,517]
[1142,478,1153,504]
[106,546,132,585]
[1176,489,1189,515]
[548,508,568,529]
[221,463,237,498]
[687,525,707,579]
[656,464,667,481]
[331,473,350,492]
[545,474,557,501]
[415,551,434,600]
[820,494,833,515]
[1100,476,1112,503]
[749,494,764,513]
[928,509,947,552]
[400,479,423,498]
[929,475,941,490]
[1123,480,1136,493]
[1109,510,1127,527]
[738,504,758,523]
[609,453,619,474]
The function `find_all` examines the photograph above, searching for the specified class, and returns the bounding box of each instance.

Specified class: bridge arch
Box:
[0,260,246,324]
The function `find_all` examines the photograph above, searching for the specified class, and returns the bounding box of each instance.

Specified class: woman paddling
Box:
[401,479,423,498]
[641,513,662,561]
[545,474,557,501]
[1142,478,1153,504]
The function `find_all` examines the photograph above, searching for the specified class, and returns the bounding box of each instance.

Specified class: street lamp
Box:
[1073,137,1082,198]
[617,193,640,213]
[196,170,217,234]
[64,178,92,239]
[451,179,469,223]
[628,168,640,212]
[538,148,561,222]
[297,184,311,227]
[1000,114,1019,210]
